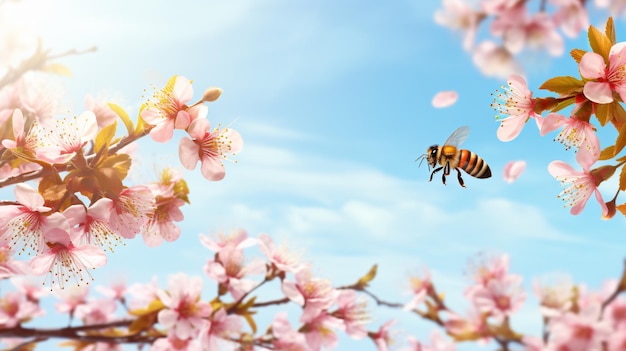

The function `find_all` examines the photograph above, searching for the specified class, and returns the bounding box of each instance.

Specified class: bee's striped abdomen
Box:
[458,149,492,179]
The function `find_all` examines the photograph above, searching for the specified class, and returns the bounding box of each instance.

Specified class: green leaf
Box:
[570,48,586,63]
[539,76,584,95]
[588,24,612,63]
[108,102,134,137]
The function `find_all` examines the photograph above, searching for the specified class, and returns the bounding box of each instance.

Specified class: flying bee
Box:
[416,126,491,188]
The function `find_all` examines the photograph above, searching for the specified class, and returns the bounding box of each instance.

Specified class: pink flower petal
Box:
[540,113,567,136]
[431,91,458,108]
[579,52,606,79]
[503,160,526,183]
[583,81,613,104]
[178,137,200,170]
[200,156,225,181]
[548,160,576,177]
[497,115,526,142]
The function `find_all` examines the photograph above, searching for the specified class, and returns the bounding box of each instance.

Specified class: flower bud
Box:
[203,87,222,102]
[602,197,617,220]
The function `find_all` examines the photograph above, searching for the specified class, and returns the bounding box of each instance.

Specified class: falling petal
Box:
[431,91,458,108]
[503,160,526,183]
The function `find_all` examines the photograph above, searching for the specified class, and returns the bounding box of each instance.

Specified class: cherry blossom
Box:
[540,111,600,161]
[1,108,45,161]
[548,150,608,216]
[141,75,207,143]
[198,307,243,350]
[434,0,480,51]
[470,274,526,321]
[84,94,118,129]
[271,312,310,351]
[503,160,526,183]
[551,0,590,38]
[200,228,257,252]
[37,111,98,164]
[416,330,457,351]
[370,319,396,351]
[258,233,302,274]
[30,215,107,288]
[301,310,344,351]
[151,335,202,351]
[156,273,212,340]
[533,273,574,317]
[331,289,369,339]
[54,285,90,316]
[0,183,53,255]
[63,198,121,252]
[0,245,29,279]
[178,117,243,181]
[108,185,155,239]
[204,246,264,300]
[403,267,433,311]
[579,42,626,104]
[281,267,338,321]
[0,291,43,328]
[74,298,117,325]
[549,304,612,351]
[431,91,458,108]
[492,74,542,141]
[472,41,523,78]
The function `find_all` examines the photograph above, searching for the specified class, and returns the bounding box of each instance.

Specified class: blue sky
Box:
[3,0,626,350]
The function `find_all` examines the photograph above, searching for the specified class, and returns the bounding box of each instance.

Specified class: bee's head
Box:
[426,145,439,167]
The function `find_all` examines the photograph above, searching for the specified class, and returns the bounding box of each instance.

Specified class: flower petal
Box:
[503,160,526,183]
[583,81,613,104]
[431,91,458,108]
[579,52,606,79]
[178,137,200,170]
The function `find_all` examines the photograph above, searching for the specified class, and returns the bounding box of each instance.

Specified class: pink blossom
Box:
[54,285,90,315]
[403,267,433,311]
[200,228,256,252]
[37,111,98,164]
[332,289,369,339]
[579,42,626,104]
[10,276,50,302]
[258,233,302,274]
[75,298,117,325]
[466,252,510,286]
[1,108,45,161]
[282,267,339,321]
[481,0,520,14]
[0,291,43,328]
[434,0,480,51]
[204,246,264,300]
[549,304,612,351]
[198,307,243,350]
[606,297,626,329]
[30,215,107,289]
[595,0,626,16]
[503,160,526,183]
[533,273,574,317]
[548,151,608,216]
[63,198,121,252]
[271,312,310,351]
[178,118,242,181]
[0,183,53,255]
[540,111,600,161]
[12,72,66,125]
[142,197,184,247]
[96,280,127,302]
[301,310,344,351]
[156,273,212,340]
[151,335,202,351]
[108,186,155,239]
[370,320,396,351]
[491,74,541,141]
[84,94,118,129]
[494,9,564,57]
[431,91,458,108]
[470,274,526,321]
[0,245,30,279]
[127,276,160,310]
[550,0,589,38]
[141,76,207,143]
[472,41,523,79]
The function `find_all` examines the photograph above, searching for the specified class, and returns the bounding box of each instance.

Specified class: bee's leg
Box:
[441,172,447,186]
[456,168,466,188]
[429,167,443,182]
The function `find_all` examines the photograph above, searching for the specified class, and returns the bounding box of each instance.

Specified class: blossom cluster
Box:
[1,230,625,351]
[434,0,620,78]
[491,18,626,219]
[0,38,242,288]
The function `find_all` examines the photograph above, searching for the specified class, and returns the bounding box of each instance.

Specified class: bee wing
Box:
[444,126,470,147]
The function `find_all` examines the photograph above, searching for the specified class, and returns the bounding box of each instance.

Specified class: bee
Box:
[416,126,491,187]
